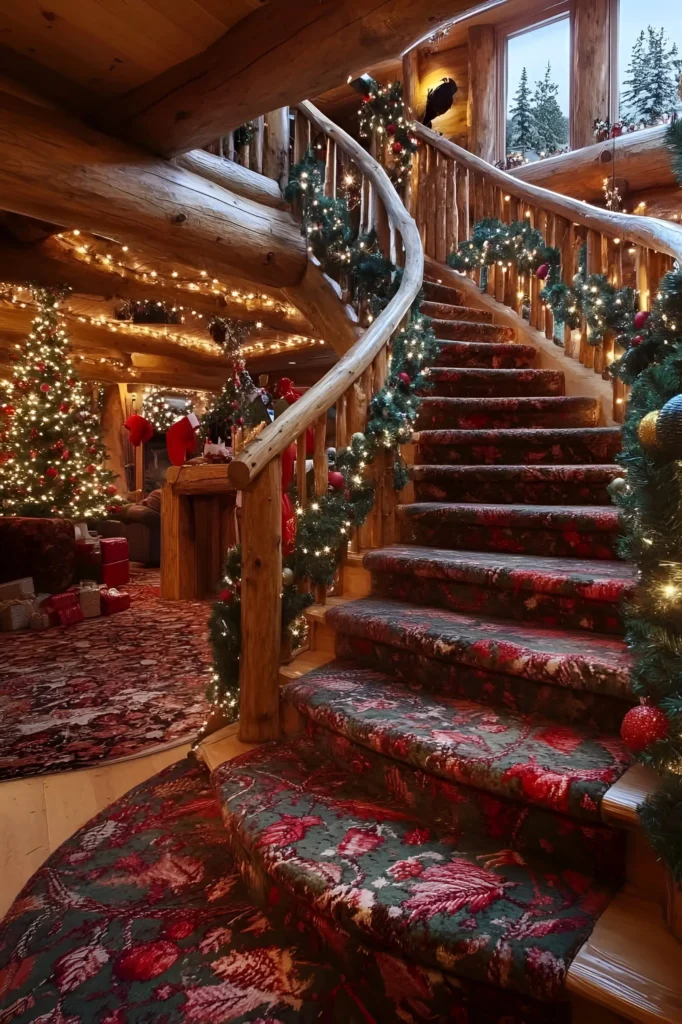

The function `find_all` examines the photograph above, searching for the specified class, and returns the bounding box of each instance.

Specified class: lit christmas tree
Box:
[0,287,123,519]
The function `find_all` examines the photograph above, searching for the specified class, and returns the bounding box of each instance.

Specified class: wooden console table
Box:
[161,464,238,600]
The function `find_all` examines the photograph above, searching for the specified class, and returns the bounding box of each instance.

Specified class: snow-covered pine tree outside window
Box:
[504,16,570,164]
[618,0,682,130]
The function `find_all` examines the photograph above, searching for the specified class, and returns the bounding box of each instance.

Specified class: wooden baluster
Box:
[536,210,549,335]
[226,131,236,162]
[448,160,459,251]
[375,195,391,261]
[369,350,389,547]
[455,164,469,246]
[263,107,290,190]
[435,152,448,264]
[239,457,282,743]
[336,393,348,450]
[416,143,428,246]
[507,197,519,311]
[493,188,506,304]
[293,109,307,164]
[525,207,541,329]
[313,414,329,604]
[635,246,650,314]
[252,115,265,174]
[485,183,496,298]
[357,364,375,551]
[425,147,437,259]
[648,251,672,298]
[562,221,577,356]
[610,239,627,423]
[296,432,307,508]
[346,376,369,553]
[592,234,610,374]
[324,137,334,197]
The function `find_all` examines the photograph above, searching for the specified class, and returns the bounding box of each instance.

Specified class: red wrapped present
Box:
[75,538,101,583]
[101,559,130,588]
[100,537,129,564]
[57,603,84,627]
[101,588,131,615]
[46,590,79,611]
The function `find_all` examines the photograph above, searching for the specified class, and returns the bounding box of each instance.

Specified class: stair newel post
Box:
[263,107,290,190]
[435,152,448,264]
[313,414,329,604]
[239,457,283,743]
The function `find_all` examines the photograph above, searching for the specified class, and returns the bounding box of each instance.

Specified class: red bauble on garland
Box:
[85,464,96,474]
[386,123,397,136]
[392,141,403,155]
[45,467,58,479]
[620,704,669,753]
[219,588,234,604]
[59,402,70,413]
[61,449,70,460]
[536,263,550,280]
[105,484,118,496]
[1,405,15,417]
[40,383,51,393]
[327,470,345,490]
[398,371,411,387]
[634,309,650,330]
[631,335,643,347]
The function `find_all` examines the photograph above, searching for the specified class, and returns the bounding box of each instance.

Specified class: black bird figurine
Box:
[422,78,458,129]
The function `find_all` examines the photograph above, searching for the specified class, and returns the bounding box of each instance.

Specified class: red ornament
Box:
[631,334,643,347]
[30,429,38,439]
[40,383,51,393]
[219,588,233,604]
[67,378,76,386]
[634,310,650,330]
[105,483,118,495]
[536,263,550,280]
[620,704,669,753]
[45,466,58,479]
[392,141,403,155]
[398,371,411,387]
[1,405,15,417]
[29,449,38,459]
[59,402,69,413]
[61,449,70,460]
[237,417,245,426]
[69,475,78,483]
[327,470,345,490]
[386,123,397,136]
[361,95,371,104]
[88,446,97,455]
[37,363,46,372]
[85,464,96,474]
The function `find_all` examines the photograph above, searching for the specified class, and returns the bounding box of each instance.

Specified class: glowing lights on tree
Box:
[141,388,195,432]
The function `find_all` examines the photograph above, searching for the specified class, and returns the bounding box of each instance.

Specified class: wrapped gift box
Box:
[29,611,51,630]
[57,603,84,627]
[0,518,75,594]
[101,559,130,588]
[78,581,101,618]
[75,538,101,583]
[0,577,35,601]
[101,588,131,615]
[100,537,129,564]
[0,599,33,631]
[46,590,80,611]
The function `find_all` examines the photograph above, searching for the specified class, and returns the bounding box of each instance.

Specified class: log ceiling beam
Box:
[96,0,469,157]
[0,93,307,290]
[0,237,313,336]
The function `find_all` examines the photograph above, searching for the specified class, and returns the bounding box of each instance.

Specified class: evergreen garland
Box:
[201,153,438,742]
[357,78,417,186]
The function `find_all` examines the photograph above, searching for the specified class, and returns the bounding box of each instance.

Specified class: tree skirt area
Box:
[0,570,212,781]
[0,757,569,1024]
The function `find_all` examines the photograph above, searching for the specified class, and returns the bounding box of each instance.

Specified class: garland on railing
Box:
[357,77,417,187]
[447,217,637,344]
[451,214,682,879]
[197,149,438,743]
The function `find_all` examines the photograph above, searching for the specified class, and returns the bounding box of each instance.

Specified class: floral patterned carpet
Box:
[0,570,212,781]
[0,758,570,1023]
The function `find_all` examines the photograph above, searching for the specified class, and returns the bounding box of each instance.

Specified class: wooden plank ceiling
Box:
[0,0,262,102]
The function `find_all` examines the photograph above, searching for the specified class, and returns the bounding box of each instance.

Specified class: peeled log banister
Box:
[228,100,423,492]
[174,150,286,210]
[412,124,682,264]
[0,93,307,290]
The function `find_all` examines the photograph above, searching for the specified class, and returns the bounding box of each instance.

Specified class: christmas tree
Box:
[621,27,682,125]
[531,63,568,154]
[0,287,122,519]
[202,369,269,444]
[508,67,537,154]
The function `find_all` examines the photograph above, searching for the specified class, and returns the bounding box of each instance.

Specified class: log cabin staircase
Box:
[203,273,682,1022]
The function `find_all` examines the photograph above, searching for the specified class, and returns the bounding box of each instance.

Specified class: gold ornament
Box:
[637,410,660,449]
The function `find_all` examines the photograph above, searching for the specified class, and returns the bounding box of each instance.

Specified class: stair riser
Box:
[423,281,465,305]
[433,320,516,342]
[427,369,564,398]
[400,518,620,560]
[417,437,622,466]
[435,343,536,369]
[417,400,599,430]
[304,716,627,880]
[370,571,626,634]
[421,300,494,323]
[413,476,616,505]
[335,633,633,735]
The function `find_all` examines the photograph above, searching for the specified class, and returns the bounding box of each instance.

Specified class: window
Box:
[501,13,571,164]
[616,0,682,128]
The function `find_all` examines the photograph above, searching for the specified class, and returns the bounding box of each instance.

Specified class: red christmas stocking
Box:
[124,413,154,447]
[166,413,200,466]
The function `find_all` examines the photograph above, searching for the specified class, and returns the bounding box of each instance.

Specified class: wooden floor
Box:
[0,743,189,919]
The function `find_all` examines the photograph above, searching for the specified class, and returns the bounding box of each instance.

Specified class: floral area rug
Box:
[0,570,212,781]
[0,758,570,1024]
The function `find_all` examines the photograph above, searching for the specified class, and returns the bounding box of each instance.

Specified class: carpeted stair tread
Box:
[420,299,494,322]
[435,340,537,368]
[214,736,619,1001]
[412,464,620,505]
[417,395,599,430]
[283,664,631,821]
[416,426,622,465]
[325,597,632,700]
[427,367,564,397]
[423,279,465,305]
[398,502,621,559]
[432,319,516,342]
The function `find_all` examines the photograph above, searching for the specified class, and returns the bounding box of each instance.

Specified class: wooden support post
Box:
[402,47,421,218]
[100,384,126,493]
[572,0,611,151]
[161,485,196,600]
[239,457,282,743]
[467,25,497,163]
[263,107,290,190]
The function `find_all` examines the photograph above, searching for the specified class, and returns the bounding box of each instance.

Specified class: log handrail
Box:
[412,124,682,263]
[228,100,423,491]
